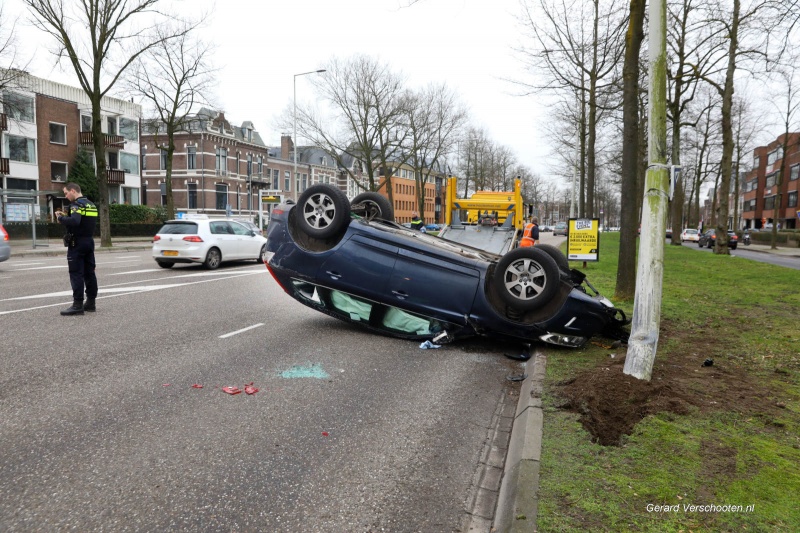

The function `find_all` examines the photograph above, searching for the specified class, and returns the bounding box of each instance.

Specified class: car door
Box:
[230,220,261,259]
[317,234,399,301]
[209,221,239,260]
[388,247,480,325]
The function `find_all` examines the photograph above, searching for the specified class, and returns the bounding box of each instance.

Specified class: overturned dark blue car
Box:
[264,184,628,348]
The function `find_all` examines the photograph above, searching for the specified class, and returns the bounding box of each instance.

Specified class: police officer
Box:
[410,211,424,231]
[56,182,98,316]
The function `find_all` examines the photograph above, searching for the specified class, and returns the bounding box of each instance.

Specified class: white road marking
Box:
[11,265,66,271]
[0,270,263,315]
[8,261,46,267]
[108,269,163,275]
[219,323,265,339]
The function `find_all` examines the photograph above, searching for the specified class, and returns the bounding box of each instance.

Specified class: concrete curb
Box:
[493,352,546,532]
[9,241,153,258]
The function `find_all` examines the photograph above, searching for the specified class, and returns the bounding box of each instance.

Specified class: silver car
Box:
[152,218,268,269]
[0,224,10,263]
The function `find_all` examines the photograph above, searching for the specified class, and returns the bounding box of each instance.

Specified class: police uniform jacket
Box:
[59,197,98,239]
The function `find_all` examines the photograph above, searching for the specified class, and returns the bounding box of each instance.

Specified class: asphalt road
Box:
[0,251,522,532]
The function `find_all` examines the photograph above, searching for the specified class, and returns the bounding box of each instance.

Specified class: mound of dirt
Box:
[557,346,786,446]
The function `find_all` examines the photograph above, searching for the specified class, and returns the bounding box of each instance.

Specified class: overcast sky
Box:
[7,0,555,177]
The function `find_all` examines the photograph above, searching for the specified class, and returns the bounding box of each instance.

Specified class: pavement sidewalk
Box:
[8,237,154,258]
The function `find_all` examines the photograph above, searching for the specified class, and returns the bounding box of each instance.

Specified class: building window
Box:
[274,169,280,187]
[120,152,139,175]
[160,183,167,206]
[764,196,776,210]
[284,171,290,191]
[119,118,138,141]
[187,146,196,170]
[49,123,67,144]
[160,149,168,170]
[188,183,197,209]
[790,164,799,181]
[123,187,139,205]
[257,156,263,175]
[107,117,117,136]
[302,173,308,192]
[788,191,798,208]
[767,147,783,165]
[247,154,252,176]
[766,172,777,188]
[51,161,68,182]
[4,135,36,163]
[215,147,227,174]
[2,92,34,122]
[216,183,228,210]
[81,115,92,132]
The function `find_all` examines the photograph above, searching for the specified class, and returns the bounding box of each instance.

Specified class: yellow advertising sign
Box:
[567,218,600,261]
[261,195,282,204]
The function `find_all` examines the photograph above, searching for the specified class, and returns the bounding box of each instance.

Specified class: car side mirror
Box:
[249,231,256,237]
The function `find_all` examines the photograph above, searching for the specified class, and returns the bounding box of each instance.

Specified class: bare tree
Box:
[128,27,216,220]
[666,0,714,245]
[766,58,800,247]
[405,83,467,219]
[294,55,411,208]
[516,0,626,218]
[692,0,784,255]
[24,0,193,246]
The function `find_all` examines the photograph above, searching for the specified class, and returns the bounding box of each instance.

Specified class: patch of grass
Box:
[539,233,800,531]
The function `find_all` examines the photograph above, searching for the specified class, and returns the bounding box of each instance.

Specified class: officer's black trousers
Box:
[67,238,97,302]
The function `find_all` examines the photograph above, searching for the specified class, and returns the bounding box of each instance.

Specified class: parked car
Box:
[263,184,629,348]
[0,224,10,263]
[425,224,441,231]
[152,218,268,269]
[553,221,568,236]
[234,219,263,236]
[698,229,738,250]
[680,228,700,242]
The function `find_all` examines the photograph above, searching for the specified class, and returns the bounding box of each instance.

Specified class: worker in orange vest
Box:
[520,216,539,247]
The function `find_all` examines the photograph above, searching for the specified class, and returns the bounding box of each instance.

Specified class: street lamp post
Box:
[294,69,326,201]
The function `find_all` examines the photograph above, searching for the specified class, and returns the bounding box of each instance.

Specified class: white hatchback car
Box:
[680,228,700,242]
[153,218,268,269]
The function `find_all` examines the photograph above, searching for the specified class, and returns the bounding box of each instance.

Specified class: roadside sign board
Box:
[261,194,283,204]
[567,218,600,261]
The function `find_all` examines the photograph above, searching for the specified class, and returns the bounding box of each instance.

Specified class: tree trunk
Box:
[91,101,111,247]
[615,0,646,301]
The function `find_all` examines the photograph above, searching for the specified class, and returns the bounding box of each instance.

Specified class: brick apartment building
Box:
[741,132,799,230]
[141,108,447,225]
[1,70,142,220]
[140,109,341,216]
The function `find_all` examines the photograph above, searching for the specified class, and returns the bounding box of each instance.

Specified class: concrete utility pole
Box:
[624,0,669,381]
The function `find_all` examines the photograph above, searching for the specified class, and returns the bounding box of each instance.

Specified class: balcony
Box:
[0,157,9,175]
[80,131,125,148]
[106,168,125,184]
[0,113,7,131]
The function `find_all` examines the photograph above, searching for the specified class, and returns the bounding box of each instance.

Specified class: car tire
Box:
[493,247,559,311]
[257,243,267,263]
[296,184,351,239]
[204,247,222,269]
[534,243,570,274]
[156,261,174,269]
[351,192,394,221]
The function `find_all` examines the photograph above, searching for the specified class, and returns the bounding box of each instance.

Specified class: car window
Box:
[230,221,252,236]
[210,221,233,235]
[158,222,198,235]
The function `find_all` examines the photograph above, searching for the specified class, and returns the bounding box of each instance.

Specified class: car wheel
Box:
[204,247,222,269]
[534,243,570,274]
[156,261,174,269]
[493,247,559,311]
[698,241,702,247]
[708,240,714,249]
[257,243,267,263]
[730,244,737,250]
[351,192,394,221]
[296,184,351,239]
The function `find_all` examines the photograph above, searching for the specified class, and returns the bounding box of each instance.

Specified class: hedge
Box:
[4,222,163,240]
